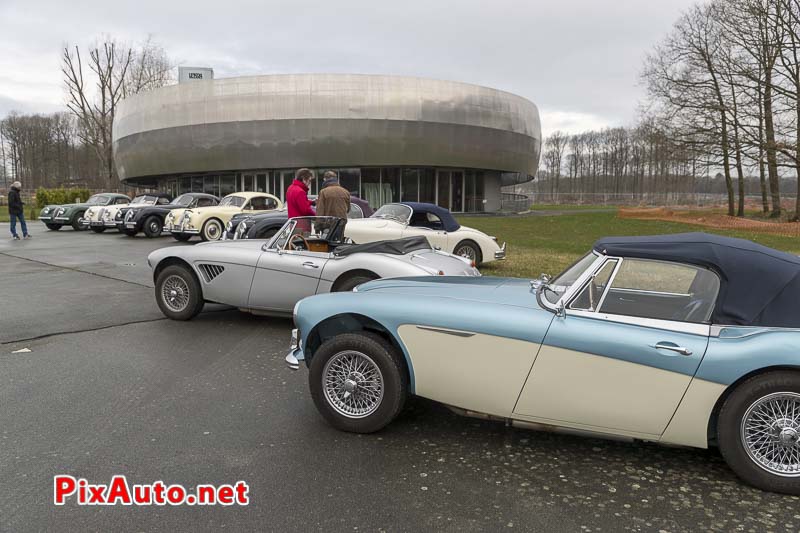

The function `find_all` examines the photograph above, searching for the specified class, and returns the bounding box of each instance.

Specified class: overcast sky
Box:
[0,0,697,137]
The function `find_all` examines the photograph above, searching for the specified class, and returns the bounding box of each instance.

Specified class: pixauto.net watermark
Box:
[54,475,249,506]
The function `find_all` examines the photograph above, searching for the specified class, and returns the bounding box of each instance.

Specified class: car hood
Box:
[355,276,541,309]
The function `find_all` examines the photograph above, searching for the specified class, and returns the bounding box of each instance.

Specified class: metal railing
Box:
[500,192,531,213]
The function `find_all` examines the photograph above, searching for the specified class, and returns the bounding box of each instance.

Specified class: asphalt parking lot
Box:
[1,224,799,532]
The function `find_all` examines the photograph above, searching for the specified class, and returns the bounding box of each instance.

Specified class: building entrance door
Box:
[436,170,451,210]
[451,171,464,212]
[242,174,255,192]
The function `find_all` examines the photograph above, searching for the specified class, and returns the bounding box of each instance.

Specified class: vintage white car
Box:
[344,202,505,265]
[165,192,283,241]
[84,193,172,233]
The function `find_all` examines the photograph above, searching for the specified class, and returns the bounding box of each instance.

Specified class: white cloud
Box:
[0,0,698,128]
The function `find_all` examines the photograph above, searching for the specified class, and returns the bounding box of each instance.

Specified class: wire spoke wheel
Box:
[161,274,191,312]
[741,392,800,477]
[322,351,384,419]
[455,244,476,260]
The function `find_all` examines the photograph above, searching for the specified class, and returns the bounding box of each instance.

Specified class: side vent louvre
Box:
[198,264,225,283]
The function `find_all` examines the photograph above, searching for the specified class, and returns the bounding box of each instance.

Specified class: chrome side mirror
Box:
[556,300,566,318]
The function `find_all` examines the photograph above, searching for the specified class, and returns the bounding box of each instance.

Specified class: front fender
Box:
[294,291,555,394]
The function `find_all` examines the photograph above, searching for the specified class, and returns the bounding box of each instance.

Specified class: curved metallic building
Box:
[113,74,540,212]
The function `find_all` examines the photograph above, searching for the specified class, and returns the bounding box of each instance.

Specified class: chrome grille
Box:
[198,264,225,283]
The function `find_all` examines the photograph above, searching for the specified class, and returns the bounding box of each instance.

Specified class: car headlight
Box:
[234,222,248,239]
[42,207,51,214]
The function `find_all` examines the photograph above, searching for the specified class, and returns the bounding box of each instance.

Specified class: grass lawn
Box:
[0,209,38,223]
[457,211,800,279]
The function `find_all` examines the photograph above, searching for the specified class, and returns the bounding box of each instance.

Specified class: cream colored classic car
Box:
[165,192,283,241]
[84,194,171,233]
[344,202,506,265]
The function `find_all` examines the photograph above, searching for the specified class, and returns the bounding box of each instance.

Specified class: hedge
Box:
[35,187,93,209]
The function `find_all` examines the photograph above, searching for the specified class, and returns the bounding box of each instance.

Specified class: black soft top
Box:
[593,232,800,327]
[334,236,431,257]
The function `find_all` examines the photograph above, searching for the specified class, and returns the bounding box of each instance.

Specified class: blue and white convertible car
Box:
[287,233,800,494]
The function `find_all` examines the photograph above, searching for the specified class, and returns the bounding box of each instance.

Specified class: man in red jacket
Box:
[286,168,316,219]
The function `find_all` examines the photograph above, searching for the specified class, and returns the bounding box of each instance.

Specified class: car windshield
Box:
[219,195,246,207]
[543,252,599,304]
[86,195,110,205]
[132,195,159,205]
[270,217,344,250]
[372,204,411,223]
[172,194,194,207]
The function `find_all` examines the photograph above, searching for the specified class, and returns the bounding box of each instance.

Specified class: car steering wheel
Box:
[288,234,310,251]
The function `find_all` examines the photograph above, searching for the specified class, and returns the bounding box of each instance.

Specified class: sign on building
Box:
[178,67,214,83]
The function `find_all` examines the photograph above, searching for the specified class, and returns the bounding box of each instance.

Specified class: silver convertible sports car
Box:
[148,216,479,320]
[287,233,800,494]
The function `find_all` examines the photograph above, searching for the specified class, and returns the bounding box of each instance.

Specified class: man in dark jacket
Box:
[316,171,351,222]
[286,168,316,219]
[7,181,30,240]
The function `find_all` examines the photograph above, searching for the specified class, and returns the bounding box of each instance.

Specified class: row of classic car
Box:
[37,190,506,266]
[36,189,800,495]
[286,233,800,495]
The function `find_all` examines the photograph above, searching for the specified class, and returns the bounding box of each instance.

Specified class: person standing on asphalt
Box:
[316,171,351,224]
[286,168,316,219]
[7,181,30,240]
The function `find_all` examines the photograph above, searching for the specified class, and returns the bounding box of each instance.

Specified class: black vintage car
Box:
[223,195,373,240]
[117,193,220,237]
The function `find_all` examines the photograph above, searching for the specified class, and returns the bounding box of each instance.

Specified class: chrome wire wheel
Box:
[161,274,191,312]
[741,392,800,477]
[454,244,477,261]
[322,350,384,419]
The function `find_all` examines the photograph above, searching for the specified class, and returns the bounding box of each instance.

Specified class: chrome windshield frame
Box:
[537,251,606,315]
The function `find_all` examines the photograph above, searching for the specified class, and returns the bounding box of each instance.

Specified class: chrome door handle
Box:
[650,342,692,356]
[302,261,319,269]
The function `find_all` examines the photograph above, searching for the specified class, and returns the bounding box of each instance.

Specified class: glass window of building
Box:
[419,169,436,204]
[281,171,295,200]
[203,176,219,197]
[256,173,268,192]
[451,171,464,212]
[268,172,280,197]
[337,168,360,195]
[360,168,381,208]
[220,175,237,196]
[437,171,451,210]
[383,168,401,204]
[242,174,255,192]
[191,176,204,193]
[401,169,419,202]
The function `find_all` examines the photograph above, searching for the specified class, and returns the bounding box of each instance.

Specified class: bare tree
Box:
[642,2,738,215]
[61,36,171,188]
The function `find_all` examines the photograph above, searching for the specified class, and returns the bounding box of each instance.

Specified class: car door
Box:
[247,225,330,312]
[514,257,720,437]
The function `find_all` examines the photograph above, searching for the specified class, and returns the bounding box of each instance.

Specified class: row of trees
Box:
[642,0,800,218]
[0,36,171,190]
[537,0,800,217]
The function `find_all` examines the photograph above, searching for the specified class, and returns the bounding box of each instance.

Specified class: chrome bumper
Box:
[166,224,200,235]
[494,242,507,260]
[286,328,301,370]
[125,222,137,228]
